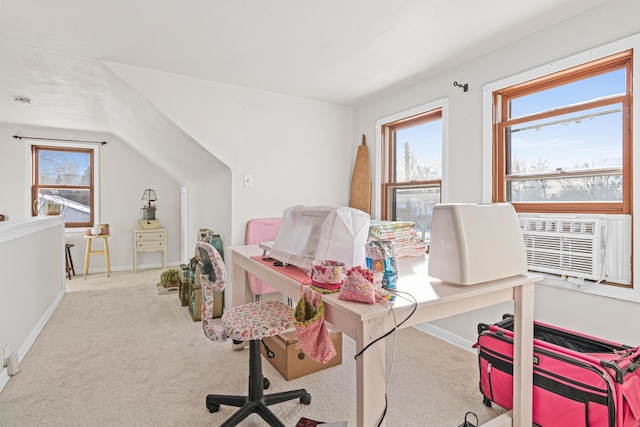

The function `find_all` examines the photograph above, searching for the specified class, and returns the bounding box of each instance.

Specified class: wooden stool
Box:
[65,243,76,279]
[84,234,111,279]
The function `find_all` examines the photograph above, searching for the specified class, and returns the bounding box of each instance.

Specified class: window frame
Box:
[381,109,443,220]
[374,98,448,222]
[491,51,632,215]
[28,141,100,229]
[482,34,640,303]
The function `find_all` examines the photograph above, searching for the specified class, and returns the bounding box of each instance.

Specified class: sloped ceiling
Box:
[0,0,613,134]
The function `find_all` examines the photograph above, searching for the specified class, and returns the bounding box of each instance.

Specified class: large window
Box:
[381,107,443,240]
[31,145,95,228]
[492,50,632,214]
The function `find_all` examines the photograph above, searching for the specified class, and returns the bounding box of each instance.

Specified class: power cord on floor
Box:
[457,411,478,427]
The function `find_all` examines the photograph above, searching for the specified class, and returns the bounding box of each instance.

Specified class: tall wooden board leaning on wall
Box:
[350,134,371,215]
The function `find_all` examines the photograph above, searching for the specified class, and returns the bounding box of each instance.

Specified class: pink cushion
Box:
[221,301,294,341]
[245,218,281,296]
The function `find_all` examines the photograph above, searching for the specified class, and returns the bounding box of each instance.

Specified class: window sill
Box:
[536,273,640,304]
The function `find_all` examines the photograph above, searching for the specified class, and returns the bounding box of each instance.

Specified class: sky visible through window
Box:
[395,120,442,178]
[508,69,625,172]
[394,69,624,175]
[39,150,90,185]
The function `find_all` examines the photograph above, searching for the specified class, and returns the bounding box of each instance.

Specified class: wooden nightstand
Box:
[133,228,166,272]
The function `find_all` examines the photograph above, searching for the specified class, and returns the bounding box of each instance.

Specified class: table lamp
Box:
[141,189,157,220]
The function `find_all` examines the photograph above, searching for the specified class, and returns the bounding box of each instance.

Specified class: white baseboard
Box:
[413,322,476,353]
[18,289,65,361]
[0,367,8,392]
[0,288,65,394]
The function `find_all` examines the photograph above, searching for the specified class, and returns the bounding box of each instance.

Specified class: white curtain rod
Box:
[13,135,107,145]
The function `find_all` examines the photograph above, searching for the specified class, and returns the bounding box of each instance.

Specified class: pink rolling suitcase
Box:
[476,314,640,427]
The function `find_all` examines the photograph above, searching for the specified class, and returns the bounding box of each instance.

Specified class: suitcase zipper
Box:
[487,362,494,402]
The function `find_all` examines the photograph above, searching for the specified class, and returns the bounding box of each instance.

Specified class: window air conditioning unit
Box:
[519,215,632,285]
[521,217,604,281]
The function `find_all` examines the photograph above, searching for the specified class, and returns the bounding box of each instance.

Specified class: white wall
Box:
[354,0,640,346]
[0,124,183,272]
[104,63,355,251]
[0,216,65,391]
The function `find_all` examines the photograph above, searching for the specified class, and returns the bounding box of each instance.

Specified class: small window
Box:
[492,50,632,214]
[381,108,443,240]
[31,145,94,227]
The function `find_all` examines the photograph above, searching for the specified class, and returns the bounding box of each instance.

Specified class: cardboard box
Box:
[260,329,342,380]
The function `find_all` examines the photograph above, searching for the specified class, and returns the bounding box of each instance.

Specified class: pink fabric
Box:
[311,260,346,285]
[293,288,336,364]
[339,266,379,304]
[622,373,640,425]
[250,255,312,284]
[246,218,281,296]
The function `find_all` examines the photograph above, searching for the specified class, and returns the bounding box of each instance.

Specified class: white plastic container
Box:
[428,203,527,285]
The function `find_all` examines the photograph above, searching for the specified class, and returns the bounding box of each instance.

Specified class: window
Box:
[492,50,632,214]
[31,145,95,228]
[381,107,443,240]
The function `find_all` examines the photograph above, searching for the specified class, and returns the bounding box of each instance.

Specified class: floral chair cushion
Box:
[221,301,295,342]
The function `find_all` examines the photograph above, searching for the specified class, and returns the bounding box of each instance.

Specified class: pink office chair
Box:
[245,218,281,300]
[198,241,311,426]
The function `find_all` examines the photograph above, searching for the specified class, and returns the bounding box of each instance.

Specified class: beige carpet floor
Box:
[0,268,505,426]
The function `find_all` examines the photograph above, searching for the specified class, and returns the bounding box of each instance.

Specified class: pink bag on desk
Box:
[339,266,378,304]
[293,287,336,364]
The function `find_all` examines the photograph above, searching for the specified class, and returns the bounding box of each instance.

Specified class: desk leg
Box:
[356,317,387,427]
[83,238,92,279]
[512,282,534,426]
[479,282,534,427]
[103,236,111,277]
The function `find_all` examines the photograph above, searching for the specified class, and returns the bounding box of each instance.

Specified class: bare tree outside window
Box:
[383,109,443,240]
[32,146,94,227]
[494,51,631,214]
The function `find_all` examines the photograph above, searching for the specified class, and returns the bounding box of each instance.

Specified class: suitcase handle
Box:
[477,323,490,335]
[601,349,640,384]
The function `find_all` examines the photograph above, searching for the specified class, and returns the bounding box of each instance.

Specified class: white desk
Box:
[231,245,541,427]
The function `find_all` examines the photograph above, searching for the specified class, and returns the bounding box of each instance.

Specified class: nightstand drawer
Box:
[133,227,167,273]
[136,232,165,242]
[137,241,164,251]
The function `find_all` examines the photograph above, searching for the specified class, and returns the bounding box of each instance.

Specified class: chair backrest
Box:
[197,241,228,342]
[245,218,281,296]
[195,241,226,293]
